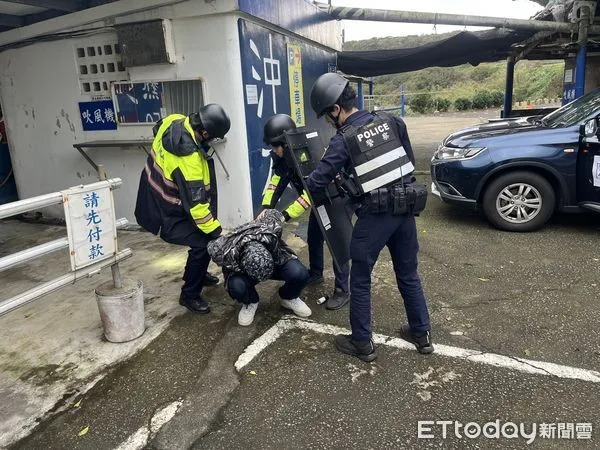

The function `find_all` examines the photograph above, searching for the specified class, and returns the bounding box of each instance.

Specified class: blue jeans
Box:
[349,206,430,341]
[307,210,350,293]
[226,258,309,305]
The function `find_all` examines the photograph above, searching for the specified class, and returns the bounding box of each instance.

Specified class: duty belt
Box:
[363,177,428,216]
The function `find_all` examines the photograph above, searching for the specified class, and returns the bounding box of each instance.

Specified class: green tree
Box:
[472,91,492,109]
[409,93,434,114]
[435,98,451,112]
[489,91,505,107]
[455,98,472,111]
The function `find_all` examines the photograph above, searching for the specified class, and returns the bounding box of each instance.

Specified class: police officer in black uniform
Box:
[306,73,433,362]
[261,114,351,310]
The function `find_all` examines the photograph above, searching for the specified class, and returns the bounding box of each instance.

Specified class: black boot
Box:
[399,324,434,354]
[306,272,324,286]
[325,288,350,310]
[179,293,211,314]
[203,273,220,286]
[334,334,377,362]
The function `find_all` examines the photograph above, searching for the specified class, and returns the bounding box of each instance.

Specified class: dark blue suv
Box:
[431,89,600,231]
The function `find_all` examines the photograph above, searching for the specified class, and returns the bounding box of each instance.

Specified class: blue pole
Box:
[575,45,586,99]
[357,80,363,110]
[503,56,515,118]
[368,78,374,96]
[401,83,405,117]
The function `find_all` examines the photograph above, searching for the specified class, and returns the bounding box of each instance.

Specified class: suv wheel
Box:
[482,171,555,232]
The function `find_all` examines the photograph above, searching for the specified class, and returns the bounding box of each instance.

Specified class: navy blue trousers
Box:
[160,218,211,300]
[181,246,210,299]
[226,258,309,305]
[307,209,350,293]
[349,206,430,341]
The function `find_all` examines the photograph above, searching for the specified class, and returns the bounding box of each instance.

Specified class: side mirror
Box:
[583,118,599,138]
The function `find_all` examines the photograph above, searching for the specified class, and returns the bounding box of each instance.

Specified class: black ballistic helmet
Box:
[309,72,349,117]
[263,114,296,145]
[192,104,231,139]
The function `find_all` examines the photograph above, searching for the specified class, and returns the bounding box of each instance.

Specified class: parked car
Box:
[430,88,600,231]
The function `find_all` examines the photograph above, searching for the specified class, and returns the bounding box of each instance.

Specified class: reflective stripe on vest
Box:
[344,114,414,194]
[144,161,182,205]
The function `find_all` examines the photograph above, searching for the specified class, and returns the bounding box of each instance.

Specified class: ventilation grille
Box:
[76,42,128,97]
[163,80,204,116]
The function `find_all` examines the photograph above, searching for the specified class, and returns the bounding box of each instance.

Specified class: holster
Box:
[335,170,362,201]
[405,182,428,216]
[368,187,389,214]
[391,184,408,215]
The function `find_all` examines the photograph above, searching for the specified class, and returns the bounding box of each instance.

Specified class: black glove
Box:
[282,210,291,222]
[310,189,327,205]
[207,226,222,239]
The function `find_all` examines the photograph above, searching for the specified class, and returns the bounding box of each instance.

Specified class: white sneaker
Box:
[280,297,312,318]
[238,303,258,326]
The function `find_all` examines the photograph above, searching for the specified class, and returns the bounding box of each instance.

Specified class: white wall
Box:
[0,4,251,227]
[127,14,253,227]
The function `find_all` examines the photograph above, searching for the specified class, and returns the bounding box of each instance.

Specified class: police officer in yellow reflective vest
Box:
[135,104,231,314]
[260,114,351,310]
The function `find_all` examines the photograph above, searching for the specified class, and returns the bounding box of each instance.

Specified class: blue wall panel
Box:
[238,0,340,50]
[238,19,336,214]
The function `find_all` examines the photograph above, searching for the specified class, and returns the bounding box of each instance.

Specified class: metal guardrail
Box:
[0,179,132,316]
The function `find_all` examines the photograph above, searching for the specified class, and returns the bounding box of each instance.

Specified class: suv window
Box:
[542,89,600,128]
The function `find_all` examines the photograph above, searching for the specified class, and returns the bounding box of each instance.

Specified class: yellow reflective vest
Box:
[262,153,311,220]
[135,114,221,239]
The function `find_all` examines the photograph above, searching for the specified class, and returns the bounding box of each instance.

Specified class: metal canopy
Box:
[0,0,117,30]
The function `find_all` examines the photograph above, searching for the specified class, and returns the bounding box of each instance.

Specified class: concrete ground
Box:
[2,111,599,449]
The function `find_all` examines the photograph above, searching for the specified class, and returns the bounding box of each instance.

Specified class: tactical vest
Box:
[342,113,415,195]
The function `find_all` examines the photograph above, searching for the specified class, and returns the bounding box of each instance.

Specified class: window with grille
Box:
[163,80,204,116]
[112,80,204,125]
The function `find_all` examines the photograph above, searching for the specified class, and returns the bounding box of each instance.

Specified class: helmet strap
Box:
[327,110,342,129]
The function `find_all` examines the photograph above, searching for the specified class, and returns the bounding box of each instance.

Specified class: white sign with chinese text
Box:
[564,69,574,83]
[63,185,117,271]
[246,84,259,105]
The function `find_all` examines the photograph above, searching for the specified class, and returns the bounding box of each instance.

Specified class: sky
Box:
[329,0,545,41]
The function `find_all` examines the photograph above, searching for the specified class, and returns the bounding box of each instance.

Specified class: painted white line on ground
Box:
[150,400,182,434]
[234,319,294,371]
[114,400,183,450]
[236,317,600,383]
[114,428,149,450]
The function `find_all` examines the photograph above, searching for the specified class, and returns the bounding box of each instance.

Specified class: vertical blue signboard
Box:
[238,0,341,50]
[238,19,336,213]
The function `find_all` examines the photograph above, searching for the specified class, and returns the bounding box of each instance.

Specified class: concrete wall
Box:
[0,0,251,227]
[584,54,600,94]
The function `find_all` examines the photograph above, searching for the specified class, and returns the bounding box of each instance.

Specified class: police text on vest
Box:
[357,123,390,142]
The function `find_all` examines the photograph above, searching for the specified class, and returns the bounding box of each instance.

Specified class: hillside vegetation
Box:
[344,32,564,112]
